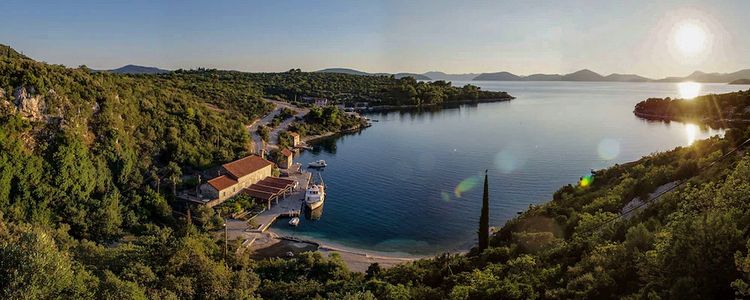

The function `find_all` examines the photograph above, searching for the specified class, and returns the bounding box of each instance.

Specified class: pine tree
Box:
[478,170,490,252]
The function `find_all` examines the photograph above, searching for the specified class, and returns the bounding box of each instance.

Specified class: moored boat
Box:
[308,160,327,168]
[289,217,300,226]
[305,175,326,210]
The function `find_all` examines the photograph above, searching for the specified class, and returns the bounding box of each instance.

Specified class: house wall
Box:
[200,164,273,207]
[200,184,219,200]
[280,155,292,169]
[235,164,273,189]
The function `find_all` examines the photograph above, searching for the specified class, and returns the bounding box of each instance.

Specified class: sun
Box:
[674,22,707,56]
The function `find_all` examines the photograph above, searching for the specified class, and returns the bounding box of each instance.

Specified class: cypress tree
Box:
[478,169,489,252]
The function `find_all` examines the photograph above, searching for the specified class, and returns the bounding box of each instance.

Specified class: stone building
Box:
[199,155,274,204]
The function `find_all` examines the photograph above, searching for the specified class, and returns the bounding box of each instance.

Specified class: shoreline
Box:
[633,110,750,127]
[301,124,367,144]
[351,97,514,112]
[252,229,438,272]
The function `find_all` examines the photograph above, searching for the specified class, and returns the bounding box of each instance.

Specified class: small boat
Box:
[308,160,327,168]
[305,175,326,210]
[288,217,300,226]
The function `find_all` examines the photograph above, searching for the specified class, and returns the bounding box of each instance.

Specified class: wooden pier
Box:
[279,210,301,218]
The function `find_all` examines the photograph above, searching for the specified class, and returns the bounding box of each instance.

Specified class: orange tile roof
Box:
[280,148,293,157]
[222,155,273,179]
[207,175,237,191]
[266,177,295,185]
[241,188,275,201]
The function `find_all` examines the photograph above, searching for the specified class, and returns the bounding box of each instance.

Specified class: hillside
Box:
[3,43,750,298]
[394,72,431,80]
[0,44,30,60]
[183,68,511,107]
[316,68,431,80]
[730,79,750,85]
[633,89,750,123]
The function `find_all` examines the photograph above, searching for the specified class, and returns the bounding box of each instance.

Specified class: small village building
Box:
[198,155,274,206]
[279,148,294,169]
[183,154,300,210]
[301,96,329,106]
[289,132,301,147]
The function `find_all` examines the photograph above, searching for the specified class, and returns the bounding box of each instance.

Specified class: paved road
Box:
[248,99,309,152]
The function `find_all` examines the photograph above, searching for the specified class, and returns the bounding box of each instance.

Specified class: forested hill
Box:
[5,43,750,299]
[0,45,273,240]
[171,69,513,107]
[634,89,750,123]
[0,44,30,60]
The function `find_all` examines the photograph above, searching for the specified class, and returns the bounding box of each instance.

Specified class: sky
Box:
[1,0,749,78]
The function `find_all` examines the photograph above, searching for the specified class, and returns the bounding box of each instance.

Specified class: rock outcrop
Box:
[13,86,46,121]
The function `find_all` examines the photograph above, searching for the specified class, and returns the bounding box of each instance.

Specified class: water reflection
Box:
[686,123,698,145]
[678,82,701,99]
[304,204,324,220]
[310,137,338,154]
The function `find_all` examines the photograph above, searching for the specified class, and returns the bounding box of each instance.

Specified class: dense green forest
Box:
[169,69,513,107]
[4,44,750,299]
[634,89,750,122]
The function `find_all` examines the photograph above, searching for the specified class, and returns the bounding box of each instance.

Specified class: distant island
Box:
[315,66,750,83]
[104,64,170,75]
[316,68,431,80]
[90,64,750,84]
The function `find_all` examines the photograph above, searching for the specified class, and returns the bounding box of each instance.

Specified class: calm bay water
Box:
[271,81,746,255]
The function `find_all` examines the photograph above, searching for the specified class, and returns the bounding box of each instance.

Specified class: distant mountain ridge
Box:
[316,68,430,80]
[317,67,750,83]
[423,71,481,81]
[473,68,750,83]
[106,64,170,74]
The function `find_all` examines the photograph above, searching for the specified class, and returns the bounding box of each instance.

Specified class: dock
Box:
[243,170,311,233]
[221,165,312,255]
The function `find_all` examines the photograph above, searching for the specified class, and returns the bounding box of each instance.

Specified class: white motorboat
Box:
[308,160,327,168]
[305,175,326,210]
[288,217,300,226]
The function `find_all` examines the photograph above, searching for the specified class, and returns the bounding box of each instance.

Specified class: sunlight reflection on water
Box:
[678,82,701,99]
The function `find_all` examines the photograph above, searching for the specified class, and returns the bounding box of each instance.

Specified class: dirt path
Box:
[248,99,309,152]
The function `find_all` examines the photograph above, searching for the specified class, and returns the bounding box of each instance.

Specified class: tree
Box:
[149,168,160,193]
[478,170,490,252]
[166,162,181,196]
[0,222,93,299]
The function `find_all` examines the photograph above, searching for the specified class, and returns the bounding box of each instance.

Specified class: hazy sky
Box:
[1,0,748,78]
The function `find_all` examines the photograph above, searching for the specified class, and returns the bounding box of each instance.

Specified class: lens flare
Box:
[454,176,480,198]
[494,145,529,174]
[441,191,452,202]
[597,139,620,160]
[579,175,594,187]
